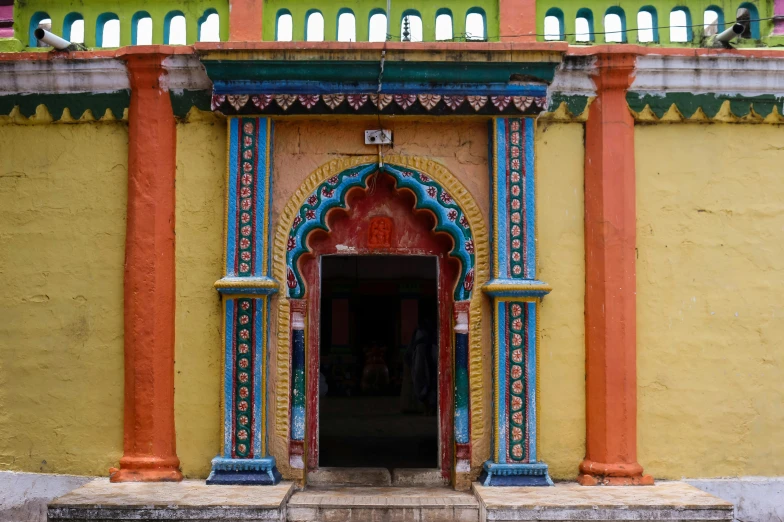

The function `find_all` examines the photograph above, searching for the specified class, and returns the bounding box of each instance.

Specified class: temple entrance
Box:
[318,255,439,469]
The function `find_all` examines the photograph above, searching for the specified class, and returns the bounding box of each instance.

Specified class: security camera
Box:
[34,27,88,51]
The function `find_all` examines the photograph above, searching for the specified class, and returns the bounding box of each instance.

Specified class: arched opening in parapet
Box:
[337,9,356,42]
[575,8,594,42]
[435,9,453,40]
[199,9,221,42]
[132,12,152,45]
[306,10,324,41]
[604,7,626,42]
[369,10,387,42]
[97,13,120,47]
[165,11,187,45]
[63,13,84,44]
[465,8,486,40]
[703,6,724,36]
[738,3,760,39]
[544,8,564,41]
[669,7,692,42]
[637,7,658,42]
[400,10,423,42]
[276,10,293,42]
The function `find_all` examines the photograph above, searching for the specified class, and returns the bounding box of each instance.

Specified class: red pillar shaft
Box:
[499,0,537,42]
[579,52,652,487]
[229,0,264,41]
[111,50,182,483]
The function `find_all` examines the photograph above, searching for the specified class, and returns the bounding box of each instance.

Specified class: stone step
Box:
[473,481,734,522]
[47,478,295,522]
[286,486,480,522]
[307,467,392,487]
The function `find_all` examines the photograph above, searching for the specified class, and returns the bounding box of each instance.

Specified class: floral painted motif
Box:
[233,298,255,458]
[507,301,528,462]
[213,93,546,115]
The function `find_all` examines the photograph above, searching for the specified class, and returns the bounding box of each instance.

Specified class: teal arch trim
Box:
[198,8,220,42]
[336,8,355,41]
[435,7,454,40]
[604,6,627,42]
[401,9,422,41]
[670,6,694,42]
[466,7,487,40]
[544,7,565,40]
[638,6,660,42]
[164,10,186,45]
[63,12,83,42]
[368,8,388,41]
[28,11,50,47]
[305,9,324,41]
[96,12,120,48]
[131,11,151,45]
[704,5,726,33]
[285,163,477,301]
[576,8,595,41]
[275,9,292,41]
[739,2,760,39]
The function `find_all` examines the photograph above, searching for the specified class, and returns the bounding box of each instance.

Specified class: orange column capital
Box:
[229,0,264,41]
[499,0,537,42]
[111,50,182,483]
[579,52,653,487]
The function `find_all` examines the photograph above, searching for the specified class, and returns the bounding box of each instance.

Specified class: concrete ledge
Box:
[47,478,295,521]
[473,481,734,522]
[0,471,91,522]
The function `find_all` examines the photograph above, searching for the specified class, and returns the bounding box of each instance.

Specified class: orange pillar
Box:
[499,0,537,42]
[229,0,264,41]
[111,50,182,483]
[578,52,652,487]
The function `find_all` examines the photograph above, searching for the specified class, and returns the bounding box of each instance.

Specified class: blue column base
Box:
[479,461,554,487]
[207,457,282,485]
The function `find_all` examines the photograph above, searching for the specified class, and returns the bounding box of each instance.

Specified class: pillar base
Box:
[578,459,654,486]
[479,461,553,487]
[110,468,183,483]
[207,457,282,486]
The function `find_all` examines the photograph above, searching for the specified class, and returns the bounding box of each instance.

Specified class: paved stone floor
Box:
[45,478,735,522]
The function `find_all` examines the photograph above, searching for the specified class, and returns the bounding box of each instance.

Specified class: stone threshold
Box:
[47,478,733,522]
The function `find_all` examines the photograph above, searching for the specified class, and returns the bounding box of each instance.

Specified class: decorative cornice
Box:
[212,93,547,116]
[0,58,129,94]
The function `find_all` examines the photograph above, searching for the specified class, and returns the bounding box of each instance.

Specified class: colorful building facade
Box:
[1,0,783,515]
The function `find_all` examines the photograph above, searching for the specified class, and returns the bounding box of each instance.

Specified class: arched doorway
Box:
[300,171,459,476]
[274,156,489,486]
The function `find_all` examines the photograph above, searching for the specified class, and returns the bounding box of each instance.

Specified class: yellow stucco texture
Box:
[174,117,226,478]
[636,124,784,478]
[534,122,586,480]
[0,123,128,475]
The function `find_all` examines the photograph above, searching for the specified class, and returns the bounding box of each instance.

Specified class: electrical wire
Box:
[373,16,780,43]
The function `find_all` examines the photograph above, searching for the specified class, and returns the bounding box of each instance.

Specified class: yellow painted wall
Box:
[636,124,784,478]
[0,122,128,475]
[174,115,226,478]
[535,122,586,480]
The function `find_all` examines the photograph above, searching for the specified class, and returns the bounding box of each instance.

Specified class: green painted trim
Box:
[170,89,212,117]
[0,38,24,52]
[548,93,590,115]
[261,0,499,42]
[627,91,784,117]
[15,0,229,48]
[0,91,130,119]
[536,0,774,47]
[202,59,559,84]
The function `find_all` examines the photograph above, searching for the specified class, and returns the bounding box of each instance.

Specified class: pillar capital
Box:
[229,0,264,41]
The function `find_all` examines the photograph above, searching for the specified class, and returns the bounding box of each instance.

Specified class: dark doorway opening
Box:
[318,255,439,469]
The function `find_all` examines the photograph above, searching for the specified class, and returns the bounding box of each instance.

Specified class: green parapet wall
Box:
[536,0,772,46]
[261,0,499,42]
[14,0,229,49]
